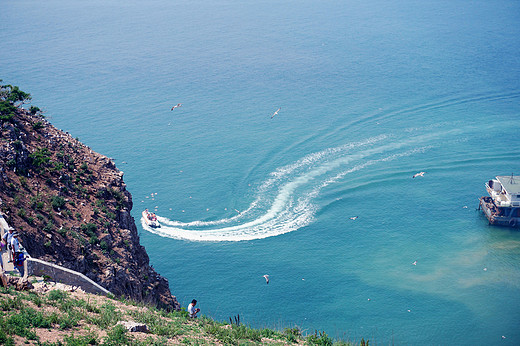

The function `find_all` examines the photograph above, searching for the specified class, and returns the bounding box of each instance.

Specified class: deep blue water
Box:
[2,0,520,344]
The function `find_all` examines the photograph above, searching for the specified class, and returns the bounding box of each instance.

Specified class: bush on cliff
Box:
[0,81,31,123]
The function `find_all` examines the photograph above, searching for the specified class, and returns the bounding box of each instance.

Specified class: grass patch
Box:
[1,284,365,345]
[89,302,121,329]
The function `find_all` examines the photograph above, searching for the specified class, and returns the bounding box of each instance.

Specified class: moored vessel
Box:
[479,174,520,228]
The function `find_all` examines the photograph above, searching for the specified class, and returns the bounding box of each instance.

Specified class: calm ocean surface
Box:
[2,0,520,344]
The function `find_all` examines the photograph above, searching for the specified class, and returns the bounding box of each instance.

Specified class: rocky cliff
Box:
[0,88,180,310]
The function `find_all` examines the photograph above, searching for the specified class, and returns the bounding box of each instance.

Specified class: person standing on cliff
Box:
[188,299,200,318]
[10,233,25,276]
[1,227,14,262]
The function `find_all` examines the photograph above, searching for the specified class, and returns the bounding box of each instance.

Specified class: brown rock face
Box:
[0,107,180,310]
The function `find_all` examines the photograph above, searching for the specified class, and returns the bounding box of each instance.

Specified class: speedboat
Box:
[142,209,160,228]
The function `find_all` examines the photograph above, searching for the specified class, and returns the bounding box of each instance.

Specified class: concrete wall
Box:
[26,258,110,296]
[0,214,9,234]
[1,212,110,296]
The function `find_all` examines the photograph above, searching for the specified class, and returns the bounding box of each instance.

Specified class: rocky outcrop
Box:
[0,106,180,310]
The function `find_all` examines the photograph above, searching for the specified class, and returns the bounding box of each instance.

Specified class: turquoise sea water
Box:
[2,0,520,344]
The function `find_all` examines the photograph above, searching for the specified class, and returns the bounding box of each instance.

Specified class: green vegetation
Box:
[0,98,17,122]
[32,121,44,130]
[16,208,26,218]
[99,240,108,251]
[30,195,45,211]
[0,286,367,345]
[50,195,66,210]
[42,221,54,233]
[80,222,97,237]
[0,82,31,123]
[29,148,51,169]
[29,105,41,115]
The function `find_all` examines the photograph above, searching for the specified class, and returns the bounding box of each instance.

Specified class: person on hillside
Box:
[10,233,24,276]
[10,232,21,253]
[1,227,14,262]
[188,299,200,318]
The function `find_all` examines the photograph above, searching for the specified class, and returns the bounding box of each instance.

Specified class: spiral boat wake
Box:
[141,130,452,241]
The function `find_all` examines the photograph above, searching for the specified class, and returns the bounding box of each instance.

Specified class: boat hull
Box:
[142,211,160,228]
[479,196,520,228]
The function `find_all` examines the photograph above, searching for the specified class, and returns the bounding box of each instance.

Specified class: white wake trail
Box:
[141,134,435,241]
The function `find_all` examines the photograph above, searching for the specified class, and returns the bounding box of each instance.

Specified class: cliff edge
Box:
[0,83,180,310]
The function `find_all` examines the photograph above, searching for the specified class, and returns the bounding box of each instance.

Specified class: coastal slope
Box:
[0,87,180,310]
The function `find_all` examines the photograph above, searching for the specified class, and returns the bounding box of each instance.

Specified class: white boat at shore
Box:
[142,209,160,228]
[479,174,520,228]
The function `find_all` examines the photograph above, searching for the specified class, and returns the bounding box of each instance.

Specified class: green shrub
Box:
[26,292,43,307]
[89,236,98,245]
[5,307,49,339]
[99,240,108,251]
[43,221,54,233]
[0,329,14,345]
[80,162,90,174]
[203,322,262,344]
[0,295,23,311]
[29,148,51,169]
[74,298,100,314]
[0,98,16,122]
[80,223,97,237]
[51,161,64,172]
[57,227,68,236]
[50,195,66,210]
[306,330,333,346]
[108,188,125,209]
[91,302,121,329]
[30,196,45,210]
[29,106,41,115]
[103,324,128,346]
[283,327,302,343]
[260,328,276,338]
[0,100,17,122]
[32,121,44,130]
[47,290,68,302]
[62,332,98,346]
[17,208,26,218]
[59,310,81,330]
[19,177,28,189]
[130,308,182,338]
